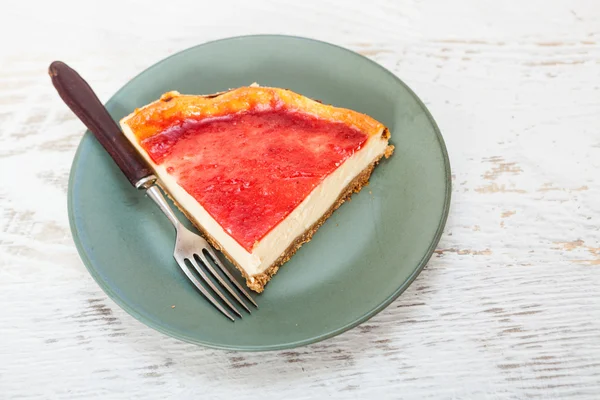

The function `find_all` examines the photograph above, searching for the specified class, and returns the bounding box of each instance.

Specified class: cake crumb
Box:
[160,91,180,102]
[384,145,395,158]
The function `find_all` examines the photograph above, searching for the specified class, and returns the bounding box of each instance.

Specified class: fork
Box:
[49,61,257,320]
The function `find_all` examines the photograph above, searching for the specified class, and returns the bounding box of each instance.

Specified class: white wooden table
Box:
[2,1,599,398]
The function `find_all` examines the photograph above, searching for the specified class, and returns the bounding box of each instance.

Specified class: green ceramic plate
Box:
[68,35,450,351]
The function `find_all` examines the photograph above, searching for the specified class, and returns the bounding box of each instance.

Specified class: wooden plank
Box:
[1,0,599,398]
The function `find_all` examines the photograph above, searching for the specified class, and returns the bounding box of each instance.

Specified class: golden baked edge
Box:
[121,86,388,142]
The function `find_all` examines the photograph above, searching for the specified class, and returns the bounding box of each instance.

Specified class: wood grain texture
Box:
[1,0,599,398]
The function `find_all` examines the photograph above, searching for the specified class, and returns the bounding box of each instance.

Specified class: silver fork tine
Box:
[187,256,243,318]
[174,256,235,321]
[195,252,251,314]
[204,248,258,308]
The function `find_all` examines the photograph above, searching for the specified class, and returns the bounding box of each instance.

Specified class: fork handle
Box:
[49,61,154,187]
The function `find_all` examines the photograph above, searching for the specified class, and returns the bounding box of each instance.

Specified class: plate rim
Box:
[67,34,452,351]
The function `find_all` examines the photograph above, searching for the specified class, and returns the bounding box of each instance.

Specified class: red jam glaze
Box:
[141,108,368,251]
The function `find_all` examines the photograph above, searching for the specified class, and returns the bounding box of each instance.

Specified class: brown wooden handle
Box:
[49,61,153,187]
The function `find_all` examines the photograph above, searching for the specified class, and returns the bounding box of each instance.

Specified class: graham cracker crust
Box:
[161,145,394,293]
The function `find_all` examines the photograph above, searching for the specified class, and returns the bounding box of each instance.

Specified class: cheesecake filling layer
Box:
[148,132,387,276]
[140,109,369,248]
[122,104,388,277]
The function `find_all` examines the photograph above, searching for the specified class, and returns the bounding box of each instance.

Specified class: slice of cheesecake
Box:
[120,86,393,292]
